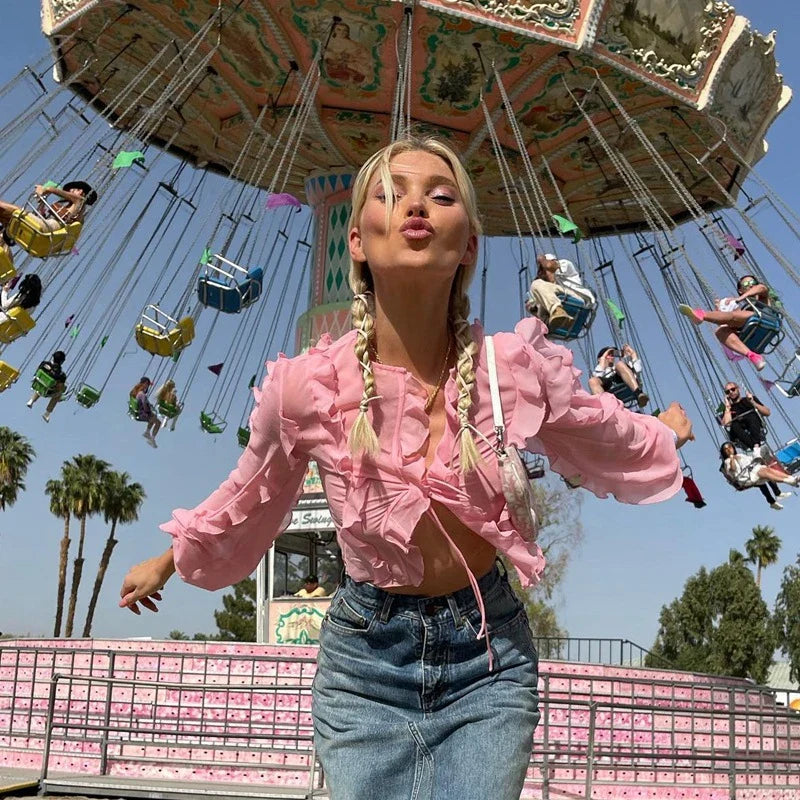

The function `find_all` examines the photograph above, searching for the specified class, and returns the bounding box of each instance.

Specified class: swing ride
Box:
[0,0,796,509]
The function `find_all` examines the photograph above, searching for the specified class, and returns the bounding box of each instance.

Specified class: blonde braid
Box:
[450,267,482,473]
[348,276,380,457]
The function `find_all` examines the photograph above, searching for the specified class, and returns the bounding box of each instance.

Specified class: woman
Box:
[678,274,776,371]
[119,138,692,800]
[155,379,181,432]
[130,377,161,447]
[720,441,798,495]
[0,273,42,320]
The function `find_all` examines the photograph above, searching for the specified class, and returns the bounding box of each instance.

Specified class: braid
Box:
[348,275,380,457]
[450,267,482,473]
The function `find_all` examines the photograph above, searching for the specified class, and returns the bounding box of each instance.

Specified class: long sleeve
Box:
[161,356,310,590]
[497,317,682,505]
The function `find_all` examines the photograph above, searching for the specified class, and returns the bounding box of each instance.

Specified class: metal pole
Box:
[541,674,550,800]
[39,674,61,785]
[99,651,116,774]
[585,701,597,798]
[728,691,737,800]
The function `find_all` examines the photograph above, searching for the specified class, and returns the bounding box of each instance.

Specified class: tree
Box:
[774,556,800,683]
[63,455,110,637]
[82,471,145,637]
[745,525,782,589]
[647,560,777,683]
[45,478,72,637]
[506,478,583,643]
[213,578,257,641]
[0,426,35,512]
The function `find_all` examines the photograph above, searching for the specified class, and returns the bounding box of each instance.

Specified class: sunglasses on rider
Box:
[725,387,738,395]
[739,278,756,288]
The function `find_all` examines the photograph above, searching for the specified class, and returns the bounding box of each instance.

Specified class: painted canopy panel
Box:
[42,0,790,234]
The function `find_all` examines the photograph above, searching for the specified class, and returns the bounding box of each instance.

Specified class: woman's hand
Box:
[119,548,175,615]
[658,402,695,449]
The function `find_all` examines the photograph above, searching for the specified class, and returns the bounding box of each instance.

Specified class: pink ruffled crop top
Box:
[162,317,682,599]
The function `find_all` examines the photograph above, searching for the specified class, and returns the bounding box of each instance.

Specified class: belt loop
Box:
[446,595,464,630]
[379,593,394,624]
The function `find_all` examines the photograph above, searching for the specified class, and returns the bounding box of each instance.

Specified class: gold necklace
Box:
[373,337,453,413]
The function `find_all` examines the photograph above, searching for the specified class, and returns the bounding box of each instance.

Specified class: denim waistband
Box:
[340,561,507,616]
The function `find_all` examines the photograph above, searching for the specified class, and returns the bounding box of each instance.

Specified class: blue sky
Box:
[0,2,798,651]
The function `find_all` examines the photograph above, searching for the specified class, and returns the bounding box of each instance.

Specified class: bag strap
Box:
[485,335,505,449]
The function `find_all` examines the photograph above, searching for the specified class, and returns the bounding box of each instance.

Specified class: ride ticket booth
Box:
[256,462,341,644]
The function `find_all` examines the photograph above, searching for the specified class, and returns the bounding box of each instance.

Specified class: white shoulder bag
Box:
[485,335,539,545]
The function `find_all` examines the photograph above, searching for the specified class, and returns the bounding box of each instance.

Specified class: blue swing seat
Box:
[775,439,800,474]
[738,303,783,355]
[547,293,595,341]
[609,381,639,409]
[197,252,263,313]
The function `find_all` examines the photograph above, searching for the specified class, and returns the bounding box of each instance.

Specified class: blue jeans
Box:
[312,564,540,800]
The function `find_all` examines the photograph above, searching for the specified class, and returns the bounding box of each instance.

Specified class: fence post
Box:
[541,673,550,800]
[99,651,116,775]
[585,701,597,798]
[39,674,61,786]
[728,690,736,800]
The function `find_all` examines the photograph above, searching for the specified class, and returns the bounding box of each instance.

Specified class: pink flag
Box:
[266,193,301,210]
[759,377,776,392]
[725,233,745,260]
[64,314,75,329]
[722,345,747,362]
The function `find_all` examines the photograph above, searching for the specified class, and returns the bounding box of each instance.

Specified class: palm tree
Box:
[82,471,145,637]
[63,455,110,637]
[0,426,35,511]
[745,525,782,589]
[45,478,72,637]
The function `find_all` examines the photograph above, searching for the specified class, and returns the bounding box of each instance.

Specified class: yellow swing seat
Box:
[0,248,15,283]
[6,209,82,258]
[134,306,195,357]
[0,307,35,343]
[0,361,20,391]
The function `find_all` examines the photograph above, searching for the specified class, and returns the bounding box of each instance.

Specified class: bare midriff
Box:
[385,391,497,596]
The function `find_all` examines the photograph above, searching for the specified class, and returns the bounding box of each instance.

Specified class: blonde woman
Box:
[156,379,181,431]
[120,137,692,799]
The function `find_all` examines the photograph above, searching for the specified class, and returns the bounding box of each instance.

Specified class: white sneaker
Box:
[784,475,799,487]
[770,502,784,510]
[145,434,157,449]
[42,412,50,423]
[26,400,34,409]
[777,492,793,500]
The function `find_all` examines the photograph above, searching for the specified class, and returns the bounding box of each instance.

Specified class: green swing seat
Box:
[200,411,227,434]
[32,368,61,397]
[76,383,102,408]
[158,400,181,419]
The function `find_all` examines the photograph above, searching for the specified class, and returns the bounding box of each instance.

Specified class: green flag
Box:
[69,324,80,339]
[606,299,626,328]
[42,180,59,189]
[100,335,109,347]
[112,150,145,169]
[248,374,256,389]
[200,247,212,265]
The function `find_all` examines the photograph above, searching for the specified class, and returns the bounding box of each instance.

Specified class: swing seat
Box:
[128,396,141,419]
[547,293,595,341]
[31,368,62,397]
[135,310,195,357]
[237,426,251,448]
[739,304,783,355]
[197,263,263,313]
[552,214,582,243]
[6,209,82,258]
[0,361,20,391]
[609,380,640,409]
[76,383,102,408]
[158,400,181,419]
[0,307,35,343]
[200,411,227,434]
[775,439,800,474]
[0,249,15,282]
